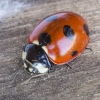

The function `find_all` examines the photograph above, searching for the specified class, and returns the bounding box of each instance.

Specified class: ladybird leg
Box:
[85,47,92,51]
[49,66,56,73]
[65,63,72,69]
[48,62,56,73]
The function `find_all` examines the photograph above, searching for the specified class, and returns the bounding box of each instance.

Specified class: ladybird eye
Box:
[63,25,74,40]
[38,32,51,46]
[84,24,89,36]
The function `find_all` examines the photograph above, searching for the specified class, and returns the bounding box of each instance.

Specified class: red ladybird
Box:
[22,12,89,74]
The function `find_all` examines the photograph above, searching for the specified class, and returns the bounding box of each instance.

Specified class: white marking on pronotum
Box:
[28,68,33,72]
[24,63,27,68]
[42,46,48,54]
[35,63,48,73]
[22,51,27,60]
[33,40,39,45]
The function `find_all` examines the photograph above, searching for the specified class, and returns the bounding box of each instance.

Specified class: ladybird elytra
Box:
[22,11,89,74]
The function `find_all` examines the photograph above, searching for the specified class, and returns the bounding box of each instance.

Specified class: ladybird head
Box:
[22,44,52,74]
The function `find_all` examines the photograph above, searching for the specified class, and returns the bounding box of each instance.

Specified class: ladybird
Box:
[22,12,89,74]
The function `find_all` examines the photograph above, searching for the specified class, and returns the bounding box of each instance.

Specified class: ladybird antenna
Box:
[25,59,39,65]
[25,59,33,66]
[24,59,37,69]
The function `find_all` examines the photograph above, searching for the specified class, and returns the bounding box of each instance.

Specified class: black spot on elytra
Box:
[38,33,51,46]
[45,15,57,22]
[63,25,74,40]
[72,51,78,57]
[84,24,89,36]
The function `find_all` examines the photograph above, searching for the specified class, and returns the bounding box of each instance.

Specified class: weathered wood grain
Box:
[0,0,100,100]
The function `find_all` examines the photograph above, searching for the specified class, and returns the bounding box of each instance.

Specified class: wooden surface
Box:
[0,0,100,100]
